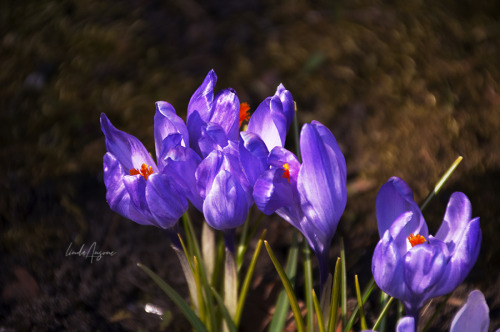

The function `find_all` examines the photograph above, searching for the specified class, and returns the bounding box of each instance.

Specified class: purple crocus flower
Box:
[195,142,252,251]
[372,177,481,325]
[187,70,242,157]
[252,121,347,285]
[100,102,201,236]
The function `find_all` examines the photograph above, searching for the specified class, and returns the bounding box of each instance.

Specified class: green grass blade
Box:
[343,278,376,332]
[265,240,305,332]
[327,257,341,332]
[422,293,453,332]
[137,263,208,332]
[224,248,238,320]
[268,230,299,332]
[172,242,200,315]
[202,222,216,284]
[372,296,394,331]
[313,289,326,332]
[209,287,238,332]
[420,156,463,211]
[303,240,314,332]
[234,229,266,326]
[354,275,367,331]
[377,291,389,332]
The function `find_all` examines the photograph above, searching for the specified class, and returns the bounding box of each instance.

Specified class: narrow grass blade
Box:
[377,291,389,332]
[328,257,341,332]
[269,230,299,332]
[312,289,326,332]
[235,229,267,326]
[354,275,367,331]
[420,156,463,211]
[265,240,305,332]
[303,240,314,332]
[193,256,206,323]
[137,263,208,332]
[372,296,394,331]
[343,278,376,332]
[236,209,252,271]
[209,287,238,332]
[422,292,453,332]
[340,237,347,328]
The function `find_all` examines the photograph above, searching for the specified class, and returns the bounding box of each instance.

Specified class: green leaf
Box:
[137,263,208,332]
[327,257,341,332]
[265,240,305,332]
[354,275,367,331]
[210,287,238,332]
[224,248,238,320]
[202,222,216,284]
[312,289,326,332]
[340,237,347,328]
[172,243,199,315]
[372,296,394,331]
[235,229,266,326]
[303,240,314,332]
[343,278,376,332]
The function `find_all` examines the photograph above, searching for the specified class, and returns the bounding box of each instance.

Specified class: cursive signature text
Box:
[65,242,116,263]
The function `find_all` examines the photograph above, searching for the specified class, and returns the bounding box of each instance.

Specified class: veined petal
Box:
[376,177,427,238]
[161,144,203,212]
[372,230,407,301]
[239,131,269,186]
[247,96,287,151]
[203,170,249,230]
[146,173,188,229]
[154,101,189,161]
[450,290,489,332]
[254,168,298,215]
[436,217,481,295]
[123,174,151,220]
[100,113,157,172]
[388,211,422,256]
[297,123,346,238]
[188,69,216,123]
[403,239,448,311]
[103,153,152,226]
[198,122,229,157]
[196,150,224,199]
[210,88,240,140]
[435,192,472,245]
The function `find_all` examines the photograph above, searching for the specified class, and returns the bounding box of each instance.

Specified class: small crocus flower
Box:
[372,177,481,324]
[187,70,241,157]
[100,101,201,236]
[252,121,347,285]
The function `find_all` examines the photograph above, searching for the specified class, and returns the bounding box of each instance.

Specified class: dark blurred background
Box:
[1,0,499,330]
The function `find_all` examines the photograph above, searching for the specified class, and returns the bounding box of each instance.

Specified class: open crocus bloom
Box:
[252,121,347,285]
[372,177,481,321]
[100,102,200,231]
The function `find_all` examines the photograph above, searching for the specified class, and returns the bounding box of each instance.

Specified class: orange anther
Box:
[239,102,251,128]
[129,163,154,180]
[282,163,290,183]
[408,233,426,247]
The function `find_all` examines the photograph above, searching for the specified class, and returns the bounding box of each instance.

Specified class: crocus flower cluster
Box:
[372,177,481,325]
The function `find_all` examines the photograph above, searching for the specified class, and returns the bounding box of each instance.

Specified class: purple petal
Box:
[388,211,424,256]
[209,88,240,140]
[154,101,189,161]
[450,290,489,332]
[247,96,287,151]
[376,177,428,238]
[403,239,448,311]
[239,131,269,186]
[396,317,415,332]
[297,123,346,238]
[103,153,152,226]
[254,168,298,215]
[188,69,216,123]
[161,145,203,212]
[435,192,472,244]
[146,173,188,229]
[436,217,481,295]
[203,170,249,230]
[275,84,295,130]
[123,173,151,219]
[196,150,224,199]
[198,123,229,157]
[372,230,407,301]
[100,113,157,172]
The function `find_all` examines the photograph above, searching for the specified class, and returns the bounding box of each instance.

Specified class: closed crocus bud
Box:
[372,177,481,326]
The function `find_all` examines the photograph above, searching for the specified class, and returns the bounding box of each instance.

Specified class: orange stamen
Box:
[408,233,426,247]
[282,163,290,183]
[239,102,251,128]
[129,163,154,180]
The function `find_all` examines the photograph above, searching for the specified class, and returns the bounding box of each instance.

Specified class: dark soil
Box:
[1,0,499,331]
